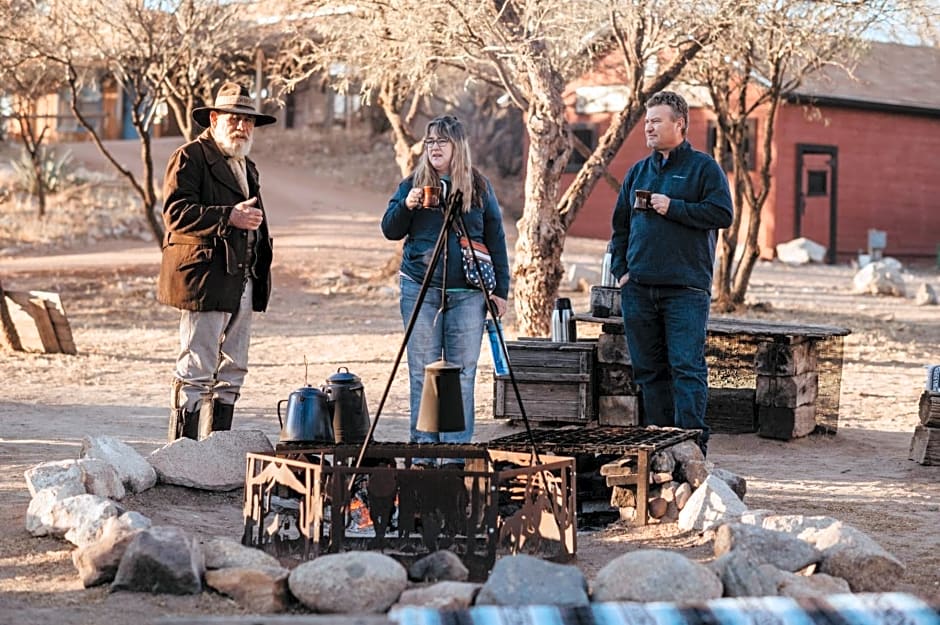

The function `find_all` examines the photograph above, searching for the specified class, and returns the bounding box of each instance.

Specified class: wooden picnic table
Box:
[572,313,851,440]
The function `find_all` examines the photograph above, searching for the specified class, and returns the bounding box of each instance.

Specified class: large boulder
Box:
[77,458,126,500]
[714,522,821,572]
[24,460,84,497]
[72,512,151,587]
[25,483,86,536]
[110,526,204,595]
[593,549,723,603]
[814,522,905,592]
[852,260,906,297]
[475,554,588,607]
[678,474,747,532]
[288,552,407,613]
[148,430,273,491]
[81,436,156,494]
[776,237,826,264]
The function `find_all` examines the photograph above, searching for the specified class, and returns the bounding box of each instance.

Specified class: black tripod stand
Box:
[352,187,541,474]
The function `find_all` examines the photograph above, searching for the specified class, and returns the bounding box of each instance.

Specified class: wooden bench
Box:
[573,313,851,440]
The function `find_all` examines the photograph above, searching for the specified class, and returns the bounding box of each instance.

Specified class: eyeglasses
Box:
[424,138,450,148]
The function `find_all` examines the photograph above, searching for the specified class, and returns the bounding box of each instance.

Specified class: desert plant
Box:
[10,146,74,197]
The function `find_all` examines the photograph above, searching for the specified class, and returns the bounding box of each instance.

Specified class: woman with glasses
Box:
[381,115,510,466]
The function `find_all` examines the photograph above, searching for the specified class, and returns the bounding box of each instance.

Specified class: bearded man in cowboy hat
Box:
[158,81,277,441]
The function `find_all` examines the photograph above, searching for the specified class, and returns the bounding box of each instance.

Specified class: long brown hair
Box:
[412,115,484,213]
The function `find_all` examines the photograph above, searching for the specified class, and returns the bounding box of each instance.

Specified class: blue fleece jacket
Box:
[609,140,733,292]
[382,174,510,299]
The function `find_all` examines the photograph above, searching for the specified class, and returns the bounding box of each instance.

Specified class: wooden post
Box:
[0,281,23,351]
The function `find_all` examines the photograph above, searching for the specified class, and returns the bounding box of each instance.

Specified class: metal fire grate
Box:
[487,426,698,525]
[243,443,576,580]
[486,425,698,455]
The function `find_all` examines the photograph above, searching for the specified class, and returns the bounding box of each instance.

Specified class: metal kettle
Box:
[322,367,371,444]
[277,384,334,443]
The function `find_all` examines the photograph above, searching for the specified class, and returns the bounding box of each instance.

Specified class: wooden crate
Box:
[493,339,595,423]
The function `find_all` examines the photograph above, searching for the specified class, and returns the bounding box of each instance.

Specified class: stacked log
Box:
[599,441,712,524]
[910,391,940,465]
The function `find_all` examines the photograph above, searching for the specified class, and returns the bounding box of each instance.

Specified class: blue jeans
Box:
[400,277,486,447]
[621,281,710,450]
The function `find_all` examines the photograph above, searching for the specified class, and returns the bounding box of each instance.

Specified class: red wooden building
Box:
[565,41,940,262]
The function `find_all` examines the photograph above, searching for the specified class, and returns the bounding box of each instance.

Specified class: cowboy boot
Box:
[197,399,235,440]
[212,400,235,431]
[168,380,200,442]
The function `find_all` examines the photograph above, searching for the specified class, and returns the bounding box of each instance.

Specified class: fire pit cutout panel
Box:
[242,443,576,580]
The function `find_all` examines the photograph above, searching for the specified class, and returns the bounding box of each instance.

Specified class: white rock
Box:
[148,430,274,491]
[77,458,126,500]
[57,494,124,547]
[678,474,748,532]
[24,460,84,497]
[26,483,86,535]
[81,436,156,494]
[851,261,906,297]
[914,283,938,306]
[776,237,827,264]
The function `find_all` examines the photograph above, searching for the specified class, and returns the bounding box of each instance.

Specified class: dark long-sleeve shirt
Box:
[610,140,733,292]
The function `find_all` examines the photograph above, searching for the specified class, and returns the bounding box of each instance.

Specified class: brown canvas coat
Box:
[157,130,273,312]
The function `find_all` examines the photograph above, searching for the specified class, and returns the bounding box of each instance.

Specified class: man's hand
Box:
[230,197,263,231]
[649,193,671,215]
[617,273,629,287]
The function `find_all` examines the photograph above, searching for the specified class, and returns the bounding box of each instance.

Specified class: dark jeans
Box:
[621,281,710,451]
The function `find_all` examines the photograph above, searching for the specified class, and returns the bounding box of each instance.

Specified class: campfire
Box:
[243,442,576,580]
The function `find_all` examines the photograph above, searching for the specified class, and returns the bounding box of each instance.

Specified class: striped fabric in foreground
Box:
[390,593,940,625]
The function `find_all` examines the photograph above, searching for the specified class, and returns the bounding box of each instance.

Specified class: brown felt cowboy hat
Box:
[192,81,277,128]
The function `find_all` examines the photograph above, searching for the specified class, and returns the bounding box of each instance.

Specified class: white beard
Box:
[213,126,253,158]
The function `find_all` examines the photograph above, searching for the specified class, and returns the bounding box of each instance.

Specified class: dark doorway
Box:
[794,144,838,264]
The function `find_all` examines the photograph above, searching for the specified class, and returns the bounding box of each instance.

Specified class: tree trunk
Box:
[378,82,420,177]
[65,68,165,245]
[138,125,162,243]
[31,156,46,218]
[513,81,571,337]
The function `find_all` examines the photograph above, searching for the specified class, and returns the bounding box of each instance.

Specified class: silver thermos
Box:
[601,243,616,287]
[550,297,576,343]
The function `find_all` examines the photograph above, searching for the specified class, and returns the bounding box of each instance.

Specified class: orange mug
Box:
[422,186,442,208]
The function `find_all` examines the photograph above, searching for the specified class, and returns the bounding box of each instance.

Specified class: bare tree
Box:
[4,0,263,244]
[276,0,740,334]
[689,0,896,310]
[0,2,65,217]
